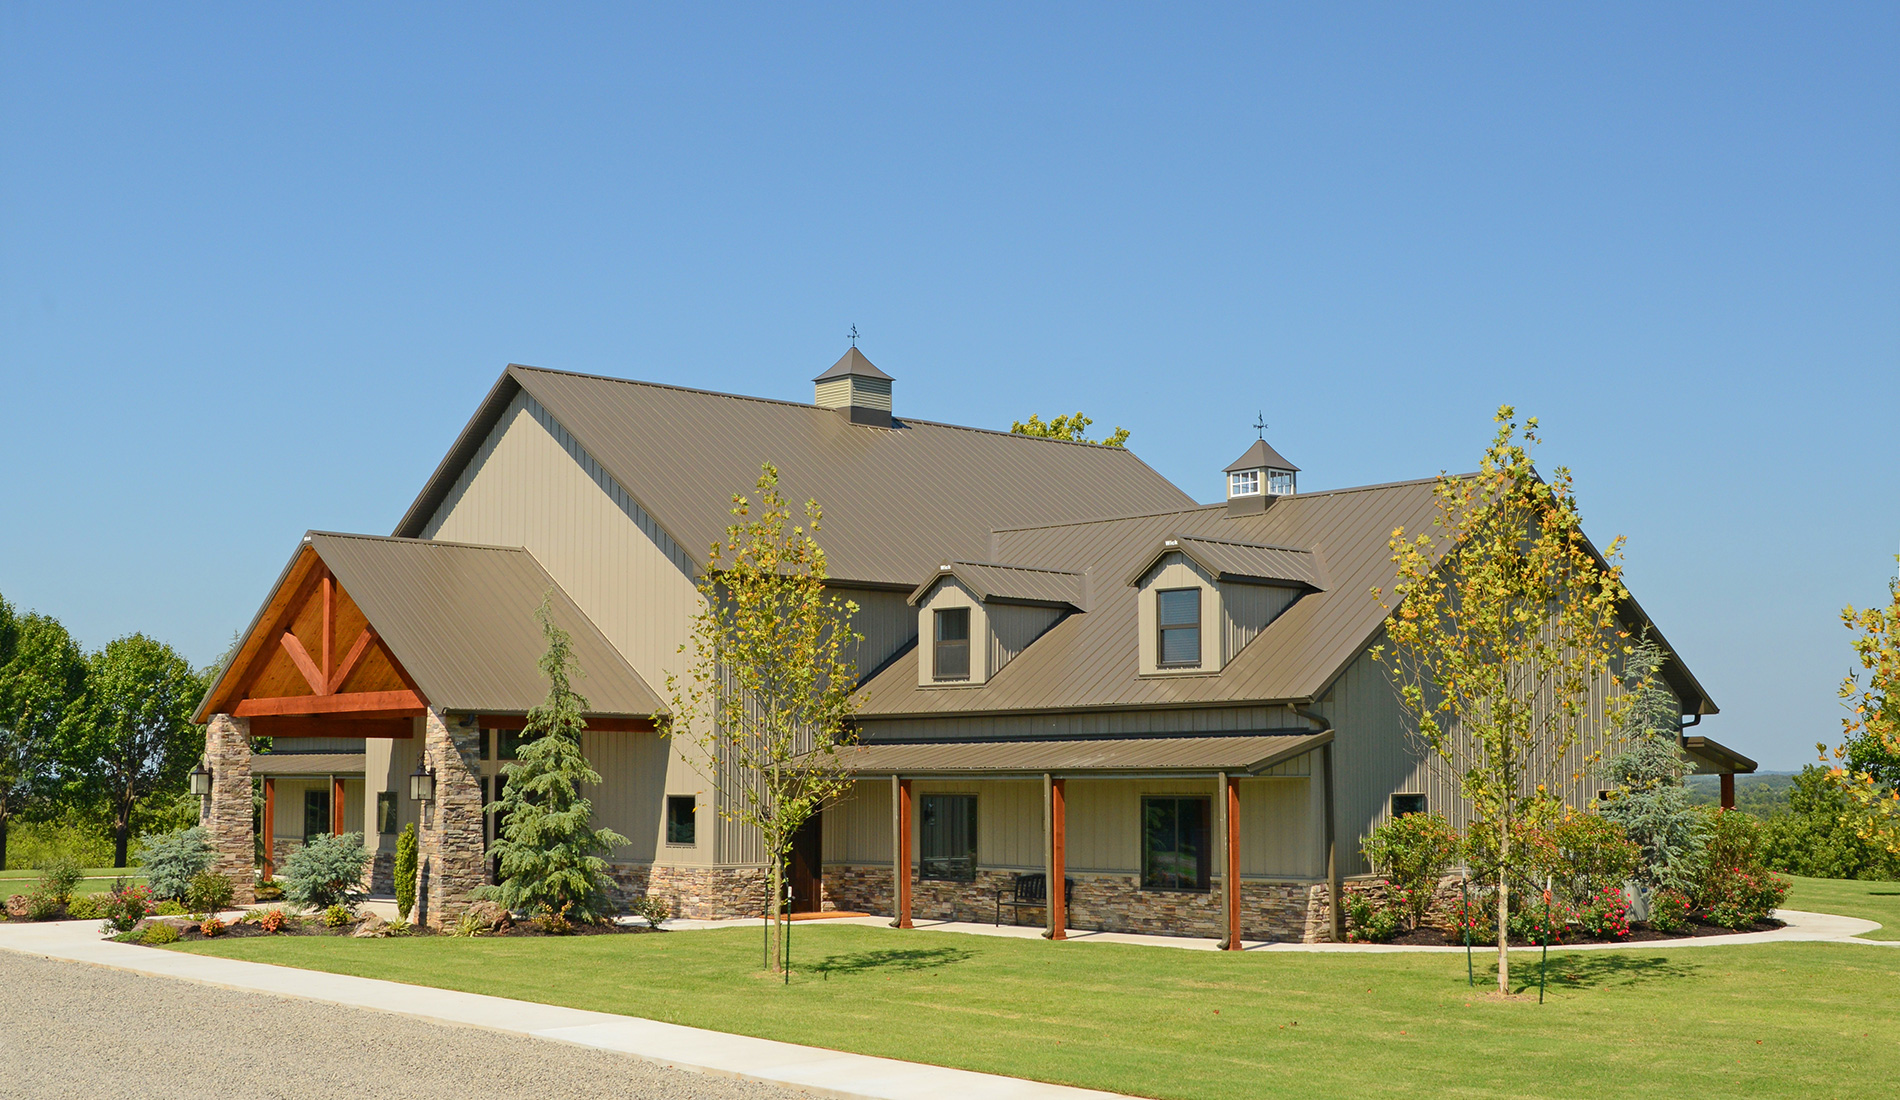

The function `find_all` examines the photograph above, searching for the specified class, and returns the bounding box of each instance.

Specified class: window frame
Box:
[665,794,697,846]
[933,606,972,681]
[302,789,331,841]
[1228,469,1261,497]
[1390,793,1427,818]
[1155,587,1203,668]
[1267,469,1296,495]
[919,793,978,882]
[1141,795,1211,892]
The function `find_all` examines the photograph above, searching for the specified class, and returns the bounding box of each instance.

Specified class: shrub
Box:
[394,822,418,921]
[282,832,370,913]
[138,827,215,902]
[36,857,83,905]
[199,916,225,938]
[1523,813,1642,909]
[1343,894,1400,943]
[451,911,490,938]
[1445,893,1499,945]
[185,873,234,915]
[533,903,575,935]
[383,917,412,937]
[1648,887,1692,933]
[322,903,355,929]
[1578,887,1632,940]
[254,880,285,902]
[1704,866,1789,929]
[154,900,187,916]
[25,893,62,921]
[257,908,288,934]
[141,922,181,946]
[628,895,672,928]
[1508,896,1571,946]
[1359,812,1459,930]
[100,880,153,933]
[65,894,104,921]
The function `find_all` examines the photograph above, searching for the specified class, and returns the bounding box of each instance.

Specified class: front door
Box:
[787,814,823,913]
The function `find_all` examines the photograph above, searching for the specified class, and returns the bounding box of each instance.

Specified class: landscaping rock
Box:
[4,895,29,918]
[351,912,388,938]
[464,899,510,932]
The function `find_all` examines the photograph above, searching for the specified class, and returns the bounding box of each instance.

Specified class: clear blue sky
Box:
[2,5,1893,770]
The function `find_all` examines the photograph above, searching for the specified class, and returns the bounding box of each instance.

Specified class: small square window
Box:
[1229,470,1261,497]
[1157,587,1201,667]
[934,607,971,681]
[666,795,697,845]
[1391,793,1427,817]
[377,791,398,834]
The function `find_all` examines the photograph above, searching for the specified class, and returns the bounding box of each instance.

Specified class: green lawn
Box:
[0,868,145,897]
[175,922,1899,1099]
[1784,874,1900,940]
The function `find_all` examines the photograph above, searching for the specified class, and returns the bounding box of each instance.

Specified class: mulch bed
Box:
[160,914,663,942]
[1380,916,1784,948]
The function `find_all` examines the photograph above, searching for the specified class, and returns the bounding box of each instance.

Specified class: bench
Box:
[995,872,1075,927]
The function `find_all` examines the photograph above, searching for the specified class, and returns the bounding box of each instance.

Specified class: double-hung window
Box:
[934,607,971,681]
[1156,588,1201,667]
[919,794,977,881]
[1142,796,1210,892]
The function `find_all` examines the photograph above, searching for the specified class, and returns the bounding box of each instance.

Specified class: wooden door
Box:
[788,814,823,913]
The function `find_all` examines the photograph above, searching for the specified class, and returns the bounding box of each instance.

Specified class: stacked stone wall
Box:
[200,714,256,906]
[417,710,486,928]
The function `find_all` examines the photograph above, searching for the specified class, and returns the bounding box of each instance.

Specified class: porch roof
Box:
[827,730,1330,777]
[250,753,366,776]
[1681,734,1757,775]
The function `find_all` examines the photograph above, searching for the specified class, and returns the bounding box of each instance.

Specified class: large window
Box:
[303,789,331,840]
[666,795,697,845]
[920,794,978,881]
[1142,796,1210,892]
[1156,588,1202,667]
[934,607,971,681]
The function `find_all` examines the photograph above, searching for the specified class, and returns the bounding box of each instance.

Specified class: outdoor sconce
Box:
[188,761,213,799]
[409,761,436,803]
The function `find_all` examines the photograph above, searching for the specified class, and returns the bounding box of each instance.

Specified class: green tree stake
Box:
[1539,876,1552,1004]
[1462,873,1473,988]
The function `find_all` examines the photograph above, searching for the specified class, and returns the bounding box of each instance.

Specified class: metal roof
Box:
[1681,735,1757,775]
[1125,534,1324,589]
[250,753,366,776]
[392,365,1196,585]
[908,561,1085,608]
[1223,439,1300,473]
[829,731,1330,776]
[813,347,894,382]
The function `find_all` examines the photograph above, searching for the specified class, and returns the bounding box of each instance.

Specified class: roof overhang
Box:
[819,730,1331,777]
[907,560,1085,609]
[1123,534,1323,590]
[1681,735,1757,775]
[250,753,367,777]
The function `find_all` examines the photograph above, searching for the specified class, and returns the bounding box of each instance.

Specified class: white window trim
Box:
[1228,469,1261,497]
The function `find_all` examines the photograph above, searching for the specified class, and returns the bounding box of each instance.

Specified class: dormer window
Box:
[1228,470,1260,497]
[1156,588,1201,667]
[933,607,971,681]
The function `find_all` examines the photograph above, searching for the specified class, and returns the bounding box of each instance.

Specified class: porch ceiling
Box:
[827,730,1330,777]
[250,753,366,776]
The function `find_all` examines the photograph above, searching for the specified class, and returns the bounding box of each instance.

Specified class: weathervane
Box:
[848,324,859,348]
[1254,411,1267,439]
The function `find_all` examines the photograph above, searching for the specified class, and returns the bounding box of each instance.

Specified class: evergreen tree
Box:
[394,822,418,920]
[1599,637,1703,891]
[478,601,628,925]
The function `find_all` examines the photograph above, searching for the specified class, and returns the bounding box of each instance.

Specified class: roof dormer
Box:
[1224,438,1299,516]
[814,347,895,428]
[908,561,1081,686]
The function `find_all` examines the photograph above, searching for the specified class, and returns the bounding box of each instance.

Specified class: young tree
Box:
[0,600,87,870]
[1599,637,1704,892]
[57,634,206,867]
[478,601,628,925]
[1826,557,1900,854]
[660,463,863,973]
[1375,407,1630,993]
[1010,412,1130,448]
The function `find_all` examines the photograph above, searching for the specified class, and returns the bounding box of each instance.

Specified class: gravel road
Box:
[0,950,809,1100]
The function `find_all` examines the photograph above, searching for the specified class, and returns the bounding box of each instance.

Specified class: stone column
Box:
[417,708,486,929]
[201,713,256,906]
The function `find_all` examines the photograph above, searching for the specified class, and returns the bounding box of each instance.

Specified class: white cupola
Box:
[1223,438,1299,515]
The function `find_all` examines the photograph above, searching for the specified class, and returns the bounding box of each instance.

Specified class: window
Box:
[1267,469,1296,495]
[1391,793,1427,818]
[934,607,971,681]
[920,794,977,881]
[1156,588,1201,667]
[666,795,697,845]
[377,791,398,834]
[498,729,532,760]
[303,789,331,840]
[1228,469,1261,497]
[1142,796,1210,891]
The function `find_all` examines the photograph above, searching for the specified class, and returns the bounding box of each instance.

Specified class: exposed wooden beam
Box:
[894,777,913,929]
[327,628,375,694]
[249,716,414,739]
[321,572,334,687]
[223,553,325,710]
[1223,773,1241,950]
[278,632,327,696]
[332,775,346,836]
[475,714,655,732]
[261,778,275,881]
[235,690,425,717]
[1047,775,1067,941]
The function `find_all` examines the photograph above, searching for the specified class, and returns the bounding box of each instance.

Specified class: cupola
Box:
[1223,438,1299,516]
[813,347,894,428]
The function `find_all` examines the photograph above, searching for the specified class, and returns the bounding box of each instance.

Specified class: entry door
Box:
[787,815,823,913]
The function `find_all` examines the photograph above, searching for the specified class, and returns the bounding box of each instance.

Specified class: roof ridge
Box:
[1173,533,1314,554]
[306,530,530,555]
[948,560,1084,576]
[991,503,1220,535]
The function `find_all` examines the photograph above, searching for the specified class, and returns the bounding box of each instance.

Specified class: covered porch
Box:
[815,731,1343,946]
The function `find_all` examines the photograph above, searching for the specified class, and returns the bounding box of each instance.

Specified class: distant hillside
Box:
[1685,771,1798,816]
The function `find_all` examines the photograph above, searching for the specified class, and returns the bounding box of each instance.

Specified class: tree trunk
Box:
[767,852,784,973]
[114,817,130,869]
[1496,827,1510,994]
[0,815,8,873]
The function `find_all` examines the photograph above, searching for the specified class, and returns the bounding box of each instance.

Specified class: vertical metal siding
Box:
[1219,583,1301,664]
[988,604,1063,677]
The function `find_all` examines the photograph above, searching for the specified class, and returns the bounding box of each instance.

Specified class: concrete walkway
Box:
[0,919,1131,1100]
[662,907,1885,952]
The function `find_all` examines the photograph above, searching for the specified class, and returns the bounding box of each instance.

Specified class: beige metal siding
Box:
[988,603,1063,678]
[857,703,1303,743]
[916,578,988,685]
[1219,582,1300,664]
[1239,778,1323,878]
[822,779,893,864]
[580,730,672,864]
[814,376,892,412]
[843,587,917,681]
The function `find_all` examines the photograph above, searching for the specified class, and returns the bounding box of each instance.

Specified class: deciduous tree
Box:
[1374,407,1630,993]
[1826,557,1900,854]
[660,463,862,973]
[0,598,86,870]
[1010,412,1130,448]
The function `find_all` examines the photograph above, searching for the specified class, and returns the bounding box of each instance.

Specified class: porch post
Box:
[201,713,256,906]
[418,709,485,929]
[1221,772,1241,950]
[261,778,276,881]
[1046,775,1067,940]
[1323,742,1341,943]
[1720,772,1735,810]
[891,775,913,928]
[332,774,345,836]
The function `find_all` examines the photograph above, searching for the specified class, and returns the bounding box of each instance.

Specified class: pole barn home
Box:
[194,350,1753,940]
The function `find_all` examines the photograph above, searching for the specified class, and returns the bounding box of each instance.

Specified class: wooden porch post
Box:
[332,774,346,836]
[1047,775,1067,940]
[1222,772,1242,950]
[1720,772,1735,810]
[1323,742,1341,942]
[892,776,913,928]
[261,778,275,881]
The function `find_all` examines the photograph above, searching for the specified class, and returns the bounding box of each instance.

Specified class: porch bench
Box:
[995,872,1074,927]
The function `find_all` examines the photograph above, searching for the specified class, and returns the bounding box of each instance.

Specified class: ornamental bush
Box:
[198,916,225,938]
[65,894,104,921]
[1343,894,1401,943]
[99,880,153,933]
[1507,896,1571,946]
[282,832,370,913]
[1522,813,1642,910]
[24,893,61,920]
[1704,866,1789,929]
[1360,811,1459,930]
[185,872,234,915]
[321,902,356,928]
[394,822,418,921]
[140,922,180,946]
[1445,892,1498,945]
[138,827,215,902]
[36,857,83,905]
[1577,886,1632,940]
[1647,887,1692,933]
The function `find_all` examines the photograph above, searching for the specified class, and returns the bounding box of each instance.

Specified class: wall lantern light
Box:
[409,761,436,803]
[188,761,213,799]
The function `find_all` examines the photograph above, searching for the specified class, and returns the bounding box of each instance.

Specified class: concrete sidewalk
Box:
[0,919,1131,1100]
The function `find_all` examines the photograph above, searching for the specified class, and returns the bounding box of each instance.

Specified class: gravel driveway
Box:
[0,951,808,1100]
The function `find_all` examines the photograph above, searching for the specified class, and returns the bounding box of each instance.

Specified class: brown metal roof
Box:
[250,753,366,776]
[813,347,894,382]
[908,561,1085,608]
[392,365,1196,585]
[1224,439,1300,473]
[306,533,663,717]
[1124,534,1324,590]
[1681,735,1757,775]
[830,731,1330,775]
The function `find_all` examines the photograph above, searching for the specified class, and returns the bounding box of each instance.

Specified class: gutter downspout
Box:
[1296,703,1342,943]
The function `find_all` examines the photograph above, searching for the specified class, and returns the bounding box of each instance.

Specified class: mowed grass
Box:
[176,923,1898,1099]
[1784,874,1900,940]
[0,868,145,897]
